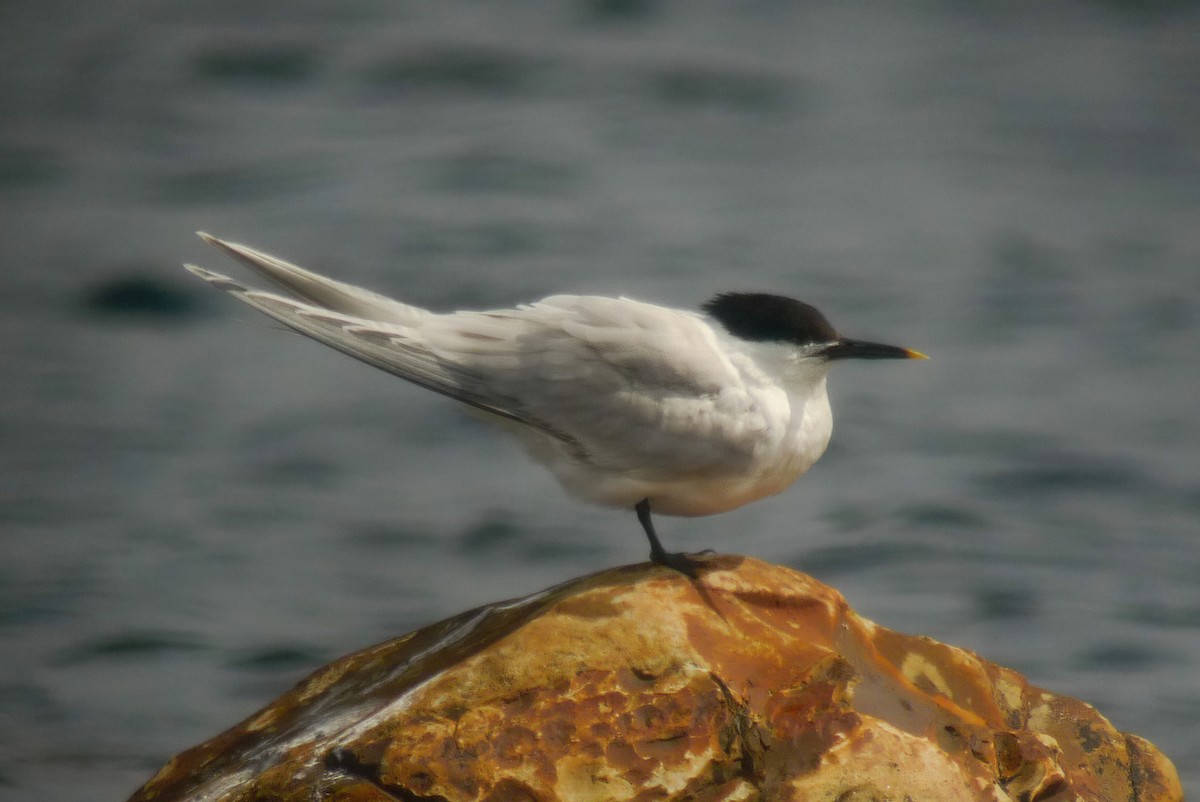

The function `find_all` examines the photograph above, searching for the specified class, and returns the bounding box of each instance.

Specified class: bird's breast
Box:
[600,385,834,517]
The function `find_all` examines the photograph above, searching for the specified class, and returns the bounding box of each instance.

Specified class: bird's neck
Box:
[778,363,833,461]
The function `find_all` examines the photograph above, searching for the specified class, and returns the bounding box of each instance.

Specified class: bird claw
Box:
[651,549,708,579]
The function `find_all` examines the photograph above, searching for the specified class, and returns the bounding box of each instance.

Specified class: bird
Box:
[186,233,926,575]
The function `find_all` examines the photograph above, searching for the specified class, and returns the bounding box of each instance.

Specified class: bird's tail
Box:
[185,236,547,431]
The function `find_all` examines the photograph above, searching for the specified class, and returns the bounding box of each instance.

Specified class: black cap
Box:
[703,292,926,360]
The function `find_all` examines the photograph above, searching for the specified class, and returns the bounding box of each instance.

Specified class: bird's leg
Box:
[635,498,669,561]
[635,498,701,578]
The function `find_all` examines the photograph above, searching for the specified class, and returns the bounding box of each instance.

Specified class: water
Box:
[2,2,1198,799]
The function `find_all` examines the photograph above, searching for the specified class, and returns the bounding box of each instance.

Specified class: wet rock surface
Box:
[128,556,1182,802]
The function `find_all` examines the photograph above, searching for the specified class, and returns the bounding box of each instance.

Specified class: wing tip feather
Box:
[184,262,238,288]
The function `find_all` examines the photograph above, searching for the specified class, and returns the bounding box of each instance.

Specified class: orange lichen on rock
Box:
[127,556,1182,802]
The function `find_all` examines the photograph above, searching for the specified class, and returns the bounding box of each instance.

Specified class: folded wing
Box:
[189,236,778,477]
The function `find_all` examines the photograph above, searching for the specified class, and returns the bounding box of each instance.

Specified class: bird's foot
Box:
[650,548,709,579]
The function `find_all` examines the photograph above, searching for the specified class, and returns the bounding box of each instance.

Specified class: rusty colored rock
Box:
[127,556,1182,802]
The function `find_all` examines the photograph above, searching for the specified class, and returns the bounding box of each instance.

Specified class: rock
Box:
[127,556,1182,802]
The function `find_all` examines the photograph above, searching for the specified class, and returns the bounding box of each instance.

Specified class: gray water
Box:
[2,2,1198,799]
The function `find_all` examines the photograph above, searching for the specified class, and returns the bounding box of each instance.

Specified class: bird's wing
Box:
[185,264,578,446]
[196,233,430,327]
[418,295,780,475]
[189,242,779,475]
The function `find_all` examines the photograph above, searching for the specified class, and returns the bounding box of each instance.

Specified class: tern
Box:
[187,233,926,575]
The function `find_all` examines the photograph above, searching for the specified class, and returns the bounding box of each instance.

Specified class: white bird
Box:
[187,233,926,575]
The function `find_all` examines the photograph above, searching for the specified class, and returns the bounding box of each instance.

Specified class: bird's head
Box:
[702,292,927,382]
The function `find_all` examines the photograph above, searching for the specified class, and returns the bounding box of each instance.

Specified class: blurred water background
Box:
[1,1,1198,799]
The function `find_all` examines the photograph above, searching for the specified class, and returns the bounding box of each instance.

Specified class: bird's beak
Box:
[821,339,929,361]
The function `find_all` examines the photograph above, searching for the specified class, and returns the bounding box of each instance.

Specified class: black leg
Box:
[635,498,701,578]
